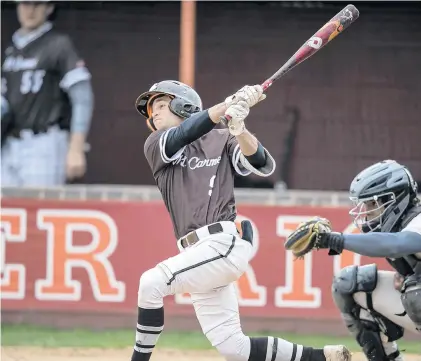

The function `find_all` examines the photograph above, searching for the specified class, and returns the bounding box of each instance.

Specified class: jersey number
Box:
[20,70,46,94]
[208,175,216,196]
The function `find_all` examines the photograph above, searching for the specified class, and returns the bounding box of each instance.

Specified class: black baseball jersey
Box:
[144,128,248,239]
[1,24,90,133]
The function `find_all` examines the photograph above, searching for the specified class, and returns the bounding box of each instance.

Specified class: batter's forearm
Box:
[236,130,267,168]
[208,102,228,124]
[236,130,258,156]
[343,231,421,258]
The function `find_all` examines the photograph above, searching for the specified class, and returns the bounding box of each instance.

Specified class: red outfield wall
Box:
[0,198,393,330]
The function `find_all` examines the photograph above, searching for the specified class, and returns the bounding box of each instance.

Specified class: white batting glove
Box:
[225,100,250,136]
[225,85,266,108]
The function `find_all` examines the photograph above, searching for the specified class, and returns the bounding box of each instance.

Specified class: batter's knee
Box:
[331,264,378,313]
[214,332,250,361]
[138,267,169,308]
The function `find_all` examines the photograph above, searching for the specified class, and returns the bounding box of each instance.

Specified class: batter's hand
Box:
[225,100,249,136]
[225,85,266,109]
[66,147,86,180]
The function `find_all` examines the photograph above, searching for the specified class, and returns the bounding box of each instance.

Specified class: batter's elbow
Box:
[240,148,276,178]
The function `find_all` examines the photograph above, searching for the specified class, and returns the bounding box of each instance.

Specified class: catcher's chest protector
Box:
[387,206,421,277]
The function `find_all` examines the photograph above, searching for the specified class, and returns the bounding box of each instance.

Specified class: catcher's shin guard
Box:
[332,265,404,361]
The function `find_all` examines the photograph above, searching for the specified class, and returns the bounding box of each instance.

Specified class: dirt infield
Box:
[2,347,421,361]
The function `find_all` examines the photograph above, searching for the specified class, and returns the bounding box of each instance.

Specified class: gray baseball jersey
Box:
[2,22,89,133]
[144,127,247,239]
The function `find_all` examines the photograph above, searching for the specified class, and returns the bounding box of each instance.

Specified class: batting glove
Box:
[225,100,249,136]
[225,85,266,109]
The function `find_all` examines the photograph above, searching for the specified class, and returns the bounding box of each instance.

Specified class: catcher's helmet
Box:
[349,160,418,233]
[135,80,202,131]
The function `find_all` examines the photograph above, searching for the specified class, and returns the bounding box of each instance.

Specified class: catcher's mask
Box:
[135,80,202,132]
[349,193,396,233]
[348,160,418,233]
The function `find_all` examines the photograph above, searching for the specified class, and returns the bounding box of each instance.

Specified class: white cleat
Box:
[323,345,352,361]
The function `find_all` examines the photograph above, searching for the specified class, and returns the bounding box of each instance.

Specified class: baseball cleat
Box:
[323,345,352,361]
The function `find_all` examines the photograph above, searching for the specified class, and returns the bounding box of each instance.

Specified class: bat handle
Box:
[261,79,273,93]
[221,79,273,124]
[220,114,232,125]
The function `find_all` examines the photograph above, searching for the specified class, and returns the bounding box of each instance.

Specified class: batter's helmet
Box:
[135,80,202,131]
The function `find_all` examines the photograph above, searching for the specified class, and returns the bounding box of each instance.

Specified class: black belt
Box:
[9,125,67,138]
[180,223,226,248]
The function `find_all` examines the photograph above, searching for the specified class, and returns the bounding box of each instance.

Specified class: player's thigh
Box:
[353,270,418,333]
[190,283,242,346]
[20,128,67,186]
[158,235,250,294]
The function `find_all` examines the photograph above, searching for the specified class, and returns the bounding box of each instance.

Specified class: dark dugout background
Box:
[2,1,420,190]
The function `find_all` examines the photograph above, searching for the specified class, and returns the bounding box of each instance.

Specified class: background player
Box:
[1,0,94,186]
[285,160,421,361]
[132,80,351,361]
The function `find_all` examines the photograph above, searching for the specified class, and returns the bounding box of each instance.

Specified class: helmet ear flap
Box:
[169,97,200,118]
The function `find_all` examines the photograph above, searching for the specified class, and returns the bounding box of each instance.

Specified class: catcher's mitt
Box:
[284,217,332,258]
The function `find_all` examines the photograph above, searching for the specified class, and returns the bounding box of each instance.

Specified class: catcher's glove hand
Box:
[284,217,345,258]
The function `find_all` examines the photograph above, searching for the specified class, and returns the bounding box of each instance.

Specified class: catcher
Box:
[285,160,421,361]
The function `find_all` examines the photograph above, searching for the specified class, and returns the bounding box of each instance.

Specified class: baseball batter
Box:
[131,80,351,361]
[285,160,421,361]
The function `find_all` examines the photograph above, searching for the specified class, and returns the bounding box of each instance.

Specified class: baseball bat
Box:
[222,4,359,123]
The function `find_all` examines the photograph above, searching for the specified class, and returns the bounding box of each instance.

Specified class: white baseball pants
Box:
[1,126,68,187]
[138,221,255,348]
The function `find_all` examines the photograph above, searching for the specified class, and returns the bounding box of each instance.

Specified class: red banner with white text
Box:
[0,198,391,321]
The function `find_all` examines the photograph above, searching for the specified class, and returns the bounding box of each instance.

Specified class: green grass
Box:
[1,324,420,354]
